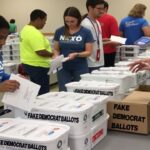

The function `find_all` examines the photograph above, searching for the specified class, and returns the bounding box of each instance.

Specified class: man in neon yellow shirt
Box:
[20,9,53,95]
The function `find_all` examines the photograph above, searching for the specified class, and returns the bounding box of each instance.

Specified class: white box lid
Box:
[35,100,93,113]
[38,92,109,105]
[81,73,128,79]
[0,118,70,143]
[66,81,119,90]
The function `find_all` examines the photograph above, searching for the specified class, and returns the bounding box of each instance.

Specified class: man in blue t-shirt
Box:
[0,16,20,92]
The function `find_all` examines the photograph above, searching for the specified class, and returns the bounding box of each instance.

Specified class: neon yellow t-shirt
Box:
[20,25,52,68]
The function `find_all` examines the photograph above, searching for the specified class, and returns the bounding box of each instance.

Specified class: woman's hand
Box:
[68,52,78,60]
[128,60,150,72]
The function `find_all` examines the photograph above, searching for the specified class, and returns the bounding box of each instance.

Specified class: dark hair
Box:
[86,0,105,10]
[0,16,9,29]
[64,7,81,26]
[30,9,47,21]
[10,19,15,23]
[104,1,109,9]
[63,7,81,37]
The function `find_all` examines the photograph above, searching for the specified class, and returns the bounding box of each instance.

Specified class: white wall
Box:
[0,0,87,32]
[108,0,150,24]
[0,0,150,32]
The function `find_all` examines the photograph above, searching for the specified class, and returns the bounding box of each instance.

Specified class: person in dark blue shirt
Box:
[0,16,20,92]
[53,7,94,91]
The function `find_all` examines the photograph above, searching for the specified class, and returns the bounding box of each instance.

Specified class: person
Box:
[53,7,94,91]
[81,0,104,72]
[20,9,53,95]
[128,58,150,72]
[0,16,20,92]
[9,19,17,33]
[119,3,150,45]
[97,0,120,67]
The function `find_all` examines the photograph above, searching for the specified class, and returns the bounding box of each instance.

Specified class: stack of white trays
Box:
[6,33,19,42]
[115,61,133,67]
[3,62,18,74]
[11,42,20,61]
[99,67,147,86]
[100,66,130,72]
[81,73,131,94]
[1,44,11,61]
[65,80,120,97]
[1,42,20,62]
[38,92,109,127]
[92,70,137,88]
[138,50,150,58]
[61,92,109,148]
[0,118,70,150]
[14,94,93,150]
[117,45,140,60]
[11,42,19,50]
[14,92,110,150]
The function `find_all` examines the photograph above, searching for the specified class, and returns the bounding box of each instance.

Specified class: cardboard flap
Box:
[123,91,150,104]
[137,85,150,91]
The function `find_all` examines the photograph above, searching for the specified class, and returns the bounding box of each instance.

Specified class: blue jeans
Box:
[22,64,50,95]
[57,68,89,91]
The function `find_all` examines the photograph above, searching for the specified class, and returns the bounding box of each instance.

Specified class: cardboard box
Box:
[107,88,150,134]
